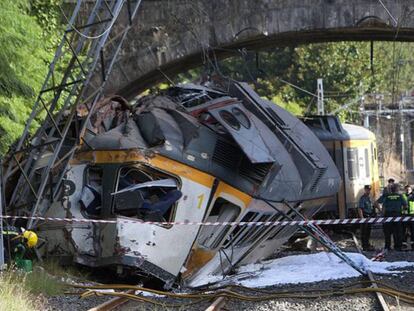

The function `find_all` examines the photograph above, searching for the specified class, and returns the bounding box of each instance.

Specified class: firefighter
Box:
[403,185,414,249]
[358,185,376,251]
[377,183,407,251]
[2,226,38,263]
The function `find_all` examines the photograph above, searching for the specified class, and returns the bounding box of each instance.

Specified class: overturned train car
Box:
[6,81,340,287]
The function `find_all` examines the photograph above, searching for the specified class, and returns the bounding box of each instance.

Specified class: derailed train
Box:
[5,81,341,287]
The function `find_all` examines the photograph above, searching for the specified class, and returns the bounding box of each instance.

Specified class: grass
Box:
[0,271,43,311]
[24,267,65,296]
[0,264,67,311]
[40,258,87,280]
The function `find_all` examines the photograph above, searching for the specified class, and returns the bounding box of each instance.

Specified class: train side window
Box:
[112,166,181,223]
[238,214,274,246]
[80,167,103,216]
[305,118,323,129]
[267,210,295,240]
[198,198,240,249]
[222,212,257,248]
[347,148,359,180]
[371,143,375,163]
[364,148,370,178]
[322,118,330,132]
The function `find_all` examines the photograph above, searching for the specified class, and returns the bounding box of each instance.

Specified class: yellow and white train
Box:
[303,116,380,218]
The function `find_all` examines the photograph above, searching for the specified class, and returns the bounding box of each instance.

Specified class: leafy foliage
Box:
[0,0,61,154]
[180,41,414,119]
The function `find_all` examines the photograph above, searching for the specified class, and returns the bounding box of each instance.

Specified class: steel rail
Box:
[350,232,390,311]
[87,290,134,311]
[205,295,226,311]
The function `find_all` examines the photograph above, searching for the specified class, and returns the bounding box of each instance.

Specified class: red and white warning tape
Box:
[0,215,414,226]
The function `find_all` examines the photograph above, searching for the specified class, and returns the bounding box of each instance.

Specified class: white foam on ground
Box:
[195,252,414,288]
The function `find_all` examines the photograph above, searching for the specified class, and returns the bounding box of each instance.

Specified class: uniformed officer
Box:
[377,183,407,251]
[358,185,376,251]
[403,185,414,249]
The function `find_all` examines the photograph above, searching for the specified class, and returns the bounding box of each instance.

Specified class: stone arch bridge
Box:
[85,0,414,98]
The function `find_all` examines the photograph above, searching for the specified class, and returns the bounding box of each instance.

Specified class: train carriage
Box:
[302,116,380,218]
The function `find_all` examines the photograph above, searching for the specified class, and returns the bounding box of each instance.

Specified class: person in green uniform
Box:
[2,225,38,263]
[377,183,407,251]
[403,185,414,249]
[358,185,376,251]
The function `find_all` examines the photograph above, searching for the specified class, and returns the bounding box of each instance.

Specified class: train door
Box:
[370,142,379,198]
[334,140,347,218]
[182,181,249,280]
[355,142,374,200]
[344,145,359,210]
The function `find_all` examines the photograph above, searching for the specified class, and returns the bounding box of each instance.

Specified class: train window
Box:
[238,214,274,246]
[347,148,359,180]
[304,118,323,129]
[232,107,251,129]
[112,165,181,224]
[364,148,370,178]
[222,212,257,248]
[333,118,342,133]
[322,118,330,132]
[197,198,241,249]
[80,166,104,216]
[219,110,241,131]
[371,143,375,163]
[266,210,295,240]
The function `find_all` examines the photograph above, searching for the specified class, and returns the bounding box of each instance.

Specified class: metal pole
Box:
[317,78,324,115]
[0,161,5,269]
[364,114,370,128]
[400,100,405,176]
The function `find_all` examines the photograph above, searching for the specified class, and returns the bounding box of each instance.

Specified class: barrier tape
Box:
[1,215,414,226]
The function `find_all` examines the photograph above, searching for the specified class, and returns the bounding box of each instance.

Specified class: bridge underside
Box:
[117,27,414,99]
[86,0,414,99]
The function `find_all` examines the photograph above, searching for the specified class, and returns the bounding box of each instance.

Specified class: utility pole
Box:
[317,79,324,115]
[400,99,405,176]
[361,96,370,128]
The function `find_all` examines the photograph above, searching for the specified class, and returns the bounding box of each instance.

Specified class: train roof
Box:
[79,81,341,202]
[302,116,375,142]
[342,123,376,140]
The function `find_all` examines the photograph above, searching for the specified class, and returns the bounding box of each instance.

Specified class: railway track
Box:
[79,234,413,311]
[202,231,393,311]
[87,290,135,311]
[350,232,390,311]
[81,278,412,311]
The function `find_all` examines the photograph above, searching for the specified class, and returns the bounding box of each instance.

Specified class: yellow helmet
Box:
[23,230,38,248]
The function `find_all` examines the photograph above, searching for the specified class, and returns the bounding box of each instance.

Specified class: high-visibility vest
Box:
[407,198,414,215]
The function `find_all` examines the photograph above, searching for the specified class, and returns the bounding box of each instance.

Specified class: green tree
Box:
[0,0,60,154]
[201,41,414,120]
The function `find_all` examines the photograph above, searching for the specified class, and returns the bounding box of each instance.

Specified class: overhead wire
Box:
[377,0,398,26]
[58,0,126,40]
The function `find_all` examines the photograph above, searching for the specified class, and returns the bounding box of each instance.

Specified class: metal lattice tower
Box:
[3,0,142,228]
